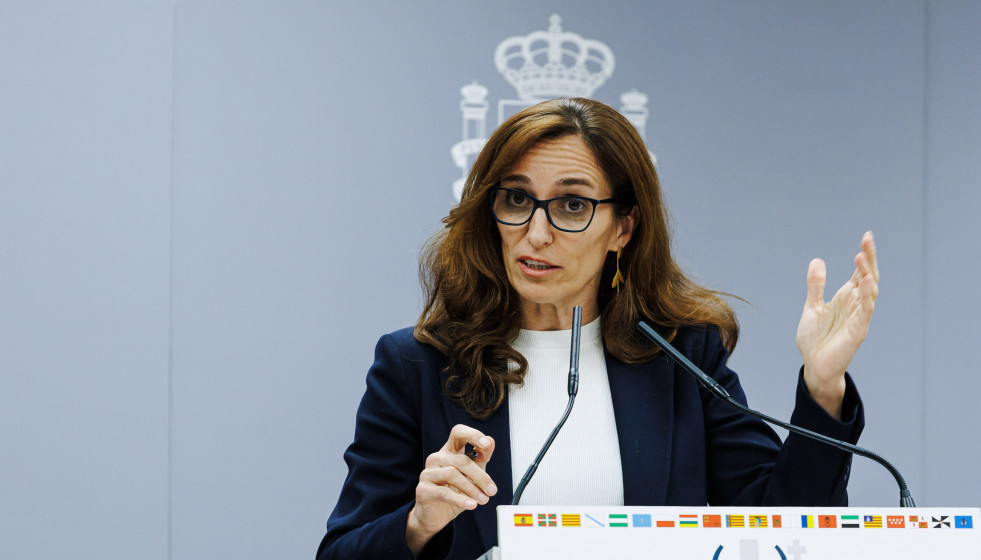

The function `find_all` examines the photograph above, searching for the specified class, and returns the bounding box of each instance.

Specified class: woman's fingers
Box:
[861,231,879,283]
[419,465,490,509]
[444,424,495,463]
[424,449,497,497]
[804,258,827,309]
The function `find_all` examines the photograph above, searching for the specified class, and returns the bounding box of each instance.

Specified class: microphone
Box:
[636,321,916,508]
[512,306,583,505]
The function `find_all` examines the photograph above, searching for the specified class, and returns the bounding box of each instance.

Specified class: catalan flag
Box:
[801,515,814,528]
[515,514,533,527]
[609,513,628,528]
[864,515,882,528]
[679,515,699,528]
[538,513,556,527]
[749,515,767,528]
[726,515,745,528]
[632,514,652,528]
[561,514,580,527]
[703,515,722,528]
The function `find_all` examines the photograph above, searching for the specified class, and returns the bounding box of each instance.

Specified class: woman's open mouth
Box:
[519,258,559,276]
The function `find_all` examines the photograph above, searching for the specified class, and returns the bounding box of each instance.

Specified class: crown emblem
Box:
[494,14,615,100]
[450,15,654,201]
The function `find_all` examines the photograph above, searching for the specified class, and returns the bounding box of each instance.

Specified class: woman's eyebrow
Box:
[556,177,596,189]
[499,174,530,185]
[500,175,595,187]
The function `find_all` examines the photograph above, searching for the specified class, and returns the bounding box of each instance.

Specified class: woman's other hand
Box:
[796,231,879,419]
[405,424,498,556]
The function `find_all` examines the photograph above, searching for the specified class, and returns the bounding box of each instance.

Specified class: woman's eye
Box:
[562,198,587,213]
[506,192,529,206]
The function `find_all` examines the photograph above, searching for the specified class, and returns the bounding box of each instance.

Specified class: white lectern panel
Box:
[494,505,980,558]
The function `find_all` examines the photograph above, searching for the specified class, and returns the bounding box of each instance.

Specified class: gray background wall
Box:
[1,1,978,558]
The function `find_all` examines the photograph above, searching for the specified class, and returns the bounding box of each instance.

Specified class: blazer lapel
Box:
[441,390,513,552]
[606,352,674,505]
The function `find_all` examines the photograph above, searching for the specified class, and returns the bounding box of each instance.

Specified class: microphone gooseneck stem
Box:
[512,306,583,506]
[636,321,916,508]
[568,306,581,397]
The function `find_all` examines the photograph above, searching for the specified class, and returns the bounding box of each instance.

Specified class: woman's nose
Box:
[525,207,553,247]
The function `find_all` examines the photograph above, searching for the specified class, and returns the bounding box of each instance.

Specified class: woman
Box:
[317,98,875,560]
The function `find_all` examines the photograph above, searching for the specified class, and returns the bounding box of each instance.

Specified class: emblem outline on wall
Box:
[451,14,655,201]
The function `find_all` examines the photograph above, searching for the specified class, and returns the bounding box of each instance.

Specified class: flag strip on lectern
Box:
[498,506,981,558]
[514,510,974,530]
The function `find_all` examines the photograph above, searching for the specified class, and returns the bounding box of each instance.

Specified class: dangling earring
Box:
[611,247,624,294]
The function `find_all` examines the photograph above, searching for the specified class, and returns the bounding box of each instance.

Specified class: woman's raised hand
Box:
[796,231,879,419]
[405,424,498,556]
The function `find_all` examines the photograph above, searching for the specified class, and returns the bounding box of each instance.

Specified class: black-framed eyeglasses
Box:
[488,186,618,233]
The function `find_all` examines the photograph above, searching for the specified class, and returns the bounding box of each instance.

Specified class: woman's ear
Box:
[611,207,639,251]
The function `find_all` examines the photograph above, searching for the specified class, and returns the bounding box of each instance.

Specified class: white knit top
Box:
[508,318,625,505]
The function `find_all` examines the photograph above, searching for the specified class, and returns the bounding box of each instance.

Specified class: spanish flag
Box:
[514,514,533,527]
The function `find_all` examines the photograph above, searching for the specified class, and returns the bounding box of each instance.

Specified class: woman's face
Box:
[496,135,634,330]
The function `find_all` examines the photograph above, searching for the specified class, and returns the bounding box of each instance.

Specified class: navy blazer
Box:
[317,326,863,560]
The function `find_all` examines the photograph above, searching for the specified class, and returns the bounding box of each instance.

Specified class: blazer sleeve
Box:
[693,327,865,506]
[316,333,454,560]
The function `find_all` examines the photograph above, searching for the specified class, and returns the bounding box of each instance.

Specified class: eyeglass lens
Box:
[492,189,596,232]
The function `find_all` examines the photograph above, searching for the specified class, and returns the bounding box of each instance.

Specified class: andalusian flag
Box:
[749,515,767,528]
[514,514,533,527]
[609,513,628,528]
[561,514,580,527]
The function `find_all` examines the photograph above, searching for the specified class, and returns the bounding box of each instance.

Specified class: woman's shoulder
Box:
[374,326,447,367]
[669,324,719,346]
[664,324,728,362]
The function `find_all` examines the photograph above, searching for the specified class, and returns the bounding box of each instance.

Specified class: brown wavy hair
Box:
[415,97,738,419]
